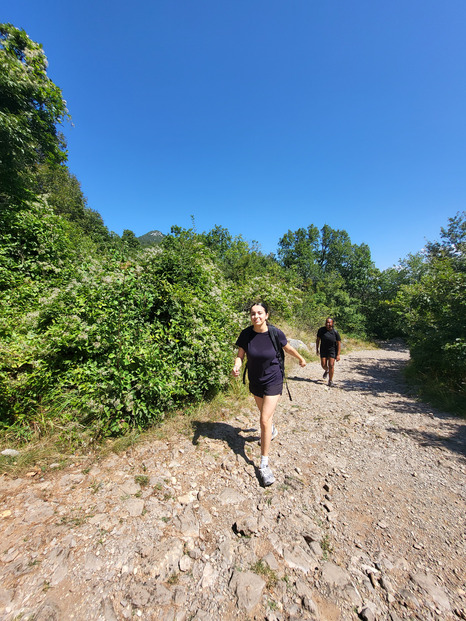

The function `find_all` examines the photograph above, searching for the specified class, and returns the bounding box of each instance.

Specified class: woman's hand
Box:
[232,350,245,377]
[283,343,307,368]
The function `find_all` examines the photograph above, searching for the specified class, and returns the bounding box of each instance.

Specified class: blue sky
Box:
[3,1,465,269]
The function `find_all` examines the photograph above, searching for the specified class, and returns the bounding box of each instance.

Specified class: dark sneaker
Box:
[323,370,328,379]
[259,466,275,486]
[328,380,334,387]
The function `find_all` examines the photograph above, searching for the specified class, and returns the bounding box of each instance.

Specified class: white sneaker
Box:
[259,465,275,487]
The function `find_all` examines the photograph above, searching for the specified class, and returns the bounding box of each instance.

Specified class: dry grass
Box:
[0,433,84,478]
[0,379,253,478]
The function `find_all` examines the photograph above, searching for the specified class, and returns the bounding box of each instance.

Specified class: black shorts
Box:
[249,383,283,398]
[320,348,336,359]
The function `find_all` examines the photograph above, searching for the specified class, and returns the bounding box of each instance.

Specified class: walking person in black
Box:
[316,317,341,387]
[232,303,306,486]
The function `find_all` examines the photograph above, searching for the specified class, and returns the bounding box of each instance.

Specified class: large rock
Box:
[411,571,451,613]
[230,570,266,614]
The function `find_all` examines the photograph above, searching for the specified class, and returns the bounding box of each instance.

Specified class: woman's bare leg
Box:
[254,394,280,457]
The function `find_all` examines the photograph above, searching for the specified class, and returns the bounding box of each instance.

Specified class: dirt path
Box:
[1,343,465,620]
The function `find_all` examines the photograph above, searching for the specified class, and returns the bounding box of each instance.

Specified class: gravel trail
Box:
[1,342,465,620]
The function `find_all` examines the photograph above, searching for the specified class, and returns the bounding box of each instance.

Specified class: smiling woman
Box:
[232,303,306,487]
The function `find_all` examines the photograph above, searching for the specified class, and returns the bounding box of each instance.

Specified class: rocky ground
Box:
[0,342,465,620]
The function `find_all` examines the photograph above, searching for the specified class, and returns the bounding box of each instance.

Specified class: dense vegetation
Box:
[1,24,464,444]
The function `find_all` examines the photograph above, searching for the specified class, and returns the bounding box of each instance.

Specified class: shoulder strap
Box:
[267,325,284,372]
[268,324,292,401]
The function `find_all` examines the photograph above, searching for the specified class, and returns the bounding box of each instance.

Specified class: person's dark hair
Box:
[250,302,268,314]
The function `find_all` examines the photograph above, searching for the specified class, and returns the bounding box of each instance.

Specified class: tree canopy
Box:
[0,23,69,204]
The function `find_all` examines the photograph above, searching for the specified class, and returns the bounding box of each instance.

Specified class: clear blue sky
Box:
[3,1,465,269]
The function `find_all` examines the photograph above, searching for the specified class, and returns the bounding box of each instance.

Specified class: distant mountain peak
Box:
[138,230,165,246]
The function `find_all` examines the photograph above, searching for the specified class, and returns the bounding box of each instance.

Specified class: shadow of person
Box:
[191,421,260,469]
[288,375,321,385]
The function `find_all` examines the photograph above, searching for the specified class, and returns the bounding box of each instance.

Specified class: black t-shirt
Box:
[236,327,287,387]
[317,326,341,354]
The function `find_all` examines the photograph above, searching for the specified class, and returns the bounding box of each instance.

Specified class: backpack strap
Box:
[268,324,292,401]
[267,325,284,375]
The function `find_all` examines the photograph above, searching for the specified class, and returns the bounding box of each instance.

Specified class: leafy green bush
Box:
[0,201,83,290]
[234,274,302,319]
[394,259,466,393]
[0,233,240,437]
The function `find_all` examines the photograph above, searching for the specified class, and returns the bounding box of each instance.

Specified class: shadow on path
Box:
[337,345,466,461]
[288,375,321,386]
[386,420,466,460]
[191,421,260,468]
[374,338,409,352]
[337,356,409,398]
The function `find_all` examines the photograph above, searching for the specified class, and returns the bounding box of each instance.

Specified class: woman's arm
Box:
[315,336,320,356]
[232,347,246,377]
[336,339,341,361]
[283,343,306,367]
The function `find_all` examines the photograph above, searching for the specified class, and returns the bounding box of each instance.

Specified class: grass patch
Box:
[59,506,92,528]
[0,433,76,478]
[0,382,252,478]
[167,573,179,585]
[250,560,278,588]
[321,534,333,560]
[90,479,103,494]
[404,364,466,417]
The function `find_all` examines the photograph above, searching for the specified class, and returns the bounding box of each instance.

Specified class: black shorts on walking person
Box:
[249,383,283,398]
[320,346,336,359]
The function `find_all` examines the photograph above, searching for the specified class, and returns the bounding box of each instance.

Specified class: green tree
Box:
[392,213,466,411]
[277,224,375,332]
[364,252,429,338]
[121,229,141,249]
[277,224,374,292]
[317,225,351,273]
[0,23,69,203]
[277,225,320,282]
[425,210,465,270]
[32,163,111,245]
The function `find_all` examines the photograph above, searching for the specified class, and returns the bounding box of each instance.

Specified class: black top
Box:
[236,326,287,387]
[317,326,341,353]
